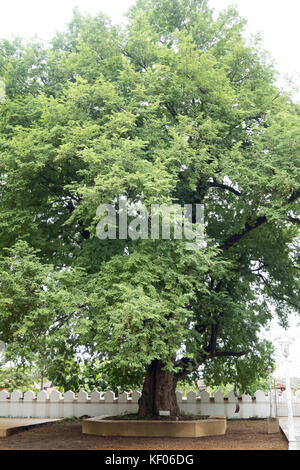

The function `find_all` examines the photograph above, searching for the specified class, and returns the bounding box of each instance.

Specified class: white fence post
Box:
[185,391,197,414]
[254,390,267,418]
[131,391,141,414]
[23,390,36,418]
[199,390,210,416]
[0,390,10,417]
[49,390,62,418]
[240,394,253,419]
[64,391,76,418]
[37,390,48,418]
[226,390,237,419]
[90,390,102,417]
[10,391,23,418]
[117,392,129,415]
[103,390,116,416]
[213,391,225,416]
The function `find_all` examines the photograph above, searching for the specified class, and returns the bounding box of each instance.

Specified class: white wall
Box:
[1,389,300,419]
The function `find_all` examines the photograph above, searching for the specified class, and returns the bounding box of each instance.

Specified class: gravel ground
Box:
[0,419,288,450]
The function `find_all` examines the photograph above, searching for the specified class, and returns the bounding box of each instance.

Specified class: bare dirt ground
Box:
[0,419,288,450]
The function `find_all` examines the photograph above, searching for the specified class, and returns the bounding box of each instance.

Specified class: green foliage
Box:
[206,378,270,397]
[203,341,275,394]
[47,358,138,394]
[0,0,299,394]
[0,241,87,372]
[177,379,199,396]
[205,383,235,397]
[0,365,40,392]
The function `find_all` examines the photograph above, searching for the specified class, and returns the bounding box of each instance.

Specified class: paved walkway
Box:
[279,418,300,450]
[0,418,61,437]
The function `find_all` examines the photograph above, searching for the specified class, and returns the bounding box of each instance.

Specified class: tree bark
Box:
[138,360,179,417]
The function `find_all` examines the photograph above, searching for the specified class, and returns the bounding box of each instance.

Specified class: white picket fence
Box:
[1,389,300,419]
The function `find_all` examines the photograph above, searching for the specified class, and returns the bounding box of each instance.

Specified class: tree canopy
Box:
[0,0,299,411]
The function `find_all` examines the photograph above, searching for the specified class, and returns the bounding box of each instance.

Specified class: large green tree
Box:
[0,0,299,415]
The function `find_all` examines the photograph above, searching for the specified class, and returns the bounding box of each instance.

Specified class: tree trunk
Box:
[138,360,179,417]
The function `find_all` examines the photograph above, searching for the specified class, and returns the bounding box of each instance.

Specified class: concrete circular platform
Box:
[82,415,227,438]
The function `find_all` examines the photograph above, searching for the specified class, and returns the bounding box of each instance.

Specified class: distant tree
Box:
[203,353,275,396]
[0,365,40,393]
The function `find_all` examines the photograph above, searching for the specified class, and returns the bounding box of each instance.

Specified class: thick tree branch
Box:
[251,263,268,273]
[208,179,241,197]
[175,348,247,380]
[164,102,177,119]
[215,177,298,253]
[219,216,267,251]
[255,273,300,310]
[214,351,246,358]
[288,189,300,204]
[288,216,300,225]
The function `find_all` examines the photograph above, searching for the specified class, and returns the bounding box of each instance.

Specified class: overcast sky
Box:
[0,0,299,376]
[1,0,299,99]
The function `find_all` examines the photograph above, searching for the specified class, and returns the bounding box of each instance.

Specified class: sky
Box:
[0,0,299,377]
[0,0,299,100]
